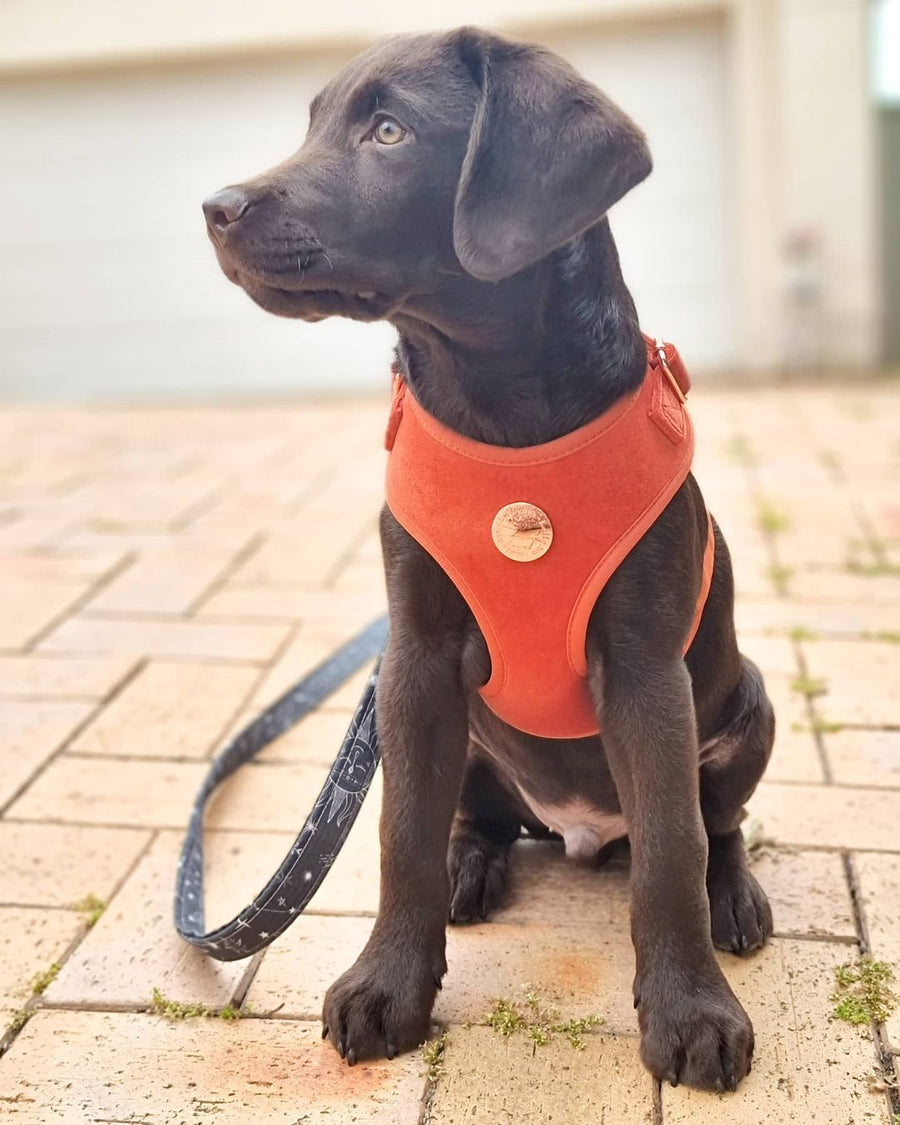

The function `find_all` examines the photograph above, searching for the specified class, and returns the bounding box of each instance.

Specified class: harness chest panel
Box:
[384,341,714,739]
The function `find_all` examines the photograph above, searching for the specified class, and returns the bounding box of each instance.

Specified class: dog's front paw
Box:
[322,946,444,1064]
[635,966,754,1092]
[448,832,510,923]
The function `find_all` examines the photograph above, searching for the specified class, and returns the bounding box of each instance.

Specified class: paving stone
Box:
[249,621,374,711]
[663,938,885,1123]
[825,728,900,789]
[749,848,855,939]
[0,550,125,583]
[199,583,386,624]
[762,674,825,784]
[0,653,136,700]
[9,755,208,828]
[739,635,800,679]
[246,912,639,1036]
[232,515,375,586]
[0,580,94,650]
[0,823,150,908]
[69,660,260,760]
[428,1025,654,1125]
[86,540,255,615]
[219,707,360,767]
[748,783,900,852]
[482,835,627,921]
[332,559,389,596]
[188,829,298,925]
[45,833,246,1011]
[11,747,367,834]
[803,640,900,727]
[126,806,377,945]
[67,472,225,528]
[734,598,900,639]
[792,572,900,606]
[0,514,79,552]
[437,923,639,1034]
[244,913,373,1020]
[851,852,900,1051]
[0,1010,426,1124]
[0,389,898,1125]
[38,614,289,663]
[204,762,333,833]
[0,908,83,1019]
[0,700,95,809]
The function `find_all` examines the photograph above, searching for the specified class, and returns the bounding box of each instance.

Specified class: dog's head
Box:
[203,27,651,324]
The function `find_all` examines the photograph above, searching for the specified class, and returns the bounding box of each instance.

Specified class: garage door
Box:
[545,15,736,372]
[0,17,734,400]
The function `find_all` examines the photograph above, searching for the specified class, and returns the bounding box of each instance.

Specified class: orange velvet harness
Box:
[384,338,715,740]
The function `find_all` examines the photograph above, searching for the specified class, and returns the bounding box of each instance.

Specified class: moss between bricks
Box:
[71,893,105,928]
[31,963,60,996]
[791,675,828,699]
[483,989,603,1051]
[831,957,897,1027]
[768,564,795,595]
[862,630,900,644]
[6,1008,31,1034]
[757,502,792,536]
[149,988,245,1021]
[422,1030,449,1083]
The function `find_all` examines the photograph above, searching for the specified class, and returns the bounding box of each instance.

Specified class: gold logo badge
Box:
[491,502,553,562]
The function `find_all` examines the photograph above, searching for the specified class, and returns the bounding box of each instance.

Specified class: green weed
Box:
[484,988,603,1051]
[72,893,105,928]
[31,963,60,996]
[831,957,896,1026]
[422,1031,449,1083]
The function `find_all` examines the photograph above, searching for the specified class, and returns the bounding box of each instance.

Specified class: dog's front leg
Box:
[323,529,469,1063]
[594,647,754,1091]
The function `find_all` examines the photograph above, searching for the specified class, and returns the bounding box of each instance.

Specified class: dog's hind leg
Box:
[448,749,524,923]
[700,655,776,954]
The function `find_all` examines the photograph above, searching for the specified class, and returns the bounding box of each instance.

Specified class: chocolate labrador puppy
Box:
[203,27,775,1092]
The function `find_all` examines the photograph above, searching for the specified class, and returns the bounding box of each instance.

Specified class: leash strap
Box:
[174,615,389,961]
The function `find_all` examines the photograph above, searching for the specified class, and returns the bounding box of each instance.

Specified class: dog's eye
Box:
[373,117,406,145]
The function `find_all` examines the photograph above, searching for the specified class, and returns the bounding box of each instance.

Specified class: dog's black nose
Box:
[202,187,251,234]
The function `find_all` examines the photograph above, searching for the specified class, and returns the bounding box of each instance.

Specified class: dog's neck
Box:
[391,221,646,448]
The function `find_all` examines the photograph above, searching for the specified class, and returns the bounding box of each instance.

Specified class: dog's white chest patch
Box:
[517,791,627,861]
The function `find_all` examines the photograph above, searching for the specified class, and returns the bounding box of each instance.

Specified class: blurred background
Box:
[0,0,897,401]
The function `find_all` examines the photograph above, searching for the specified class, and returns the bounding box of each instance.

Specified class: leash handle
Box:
[174,616,389,961]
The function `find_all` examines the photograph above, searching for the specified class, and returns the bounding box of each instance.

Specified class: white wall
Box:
[0,52,396,400]
[776,0,881,367]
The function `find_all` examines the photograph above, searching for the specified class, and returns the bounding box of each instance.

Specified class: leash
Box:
[174,615,389,961]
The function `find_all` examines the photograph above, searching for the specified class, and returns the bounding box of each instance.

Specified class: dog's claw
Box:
[347,1047,357,1066]
[322,1024,329,1040]
[337,1038,346,1059]
[386,1042,397,1060]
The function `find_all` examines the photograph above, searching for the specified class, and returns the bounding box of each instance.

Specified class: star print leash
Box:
[174,615,389,961]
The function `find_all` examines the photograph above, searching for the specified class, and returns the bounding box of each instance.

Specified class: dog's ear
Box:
[452,29,652,282]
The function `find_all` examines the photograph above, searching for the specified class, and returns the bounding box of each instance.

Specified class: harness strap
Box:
[174,615,388,961]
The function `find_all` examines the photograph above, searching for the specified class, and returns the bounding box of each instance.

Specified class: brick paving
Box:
[0,384,898,1123]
